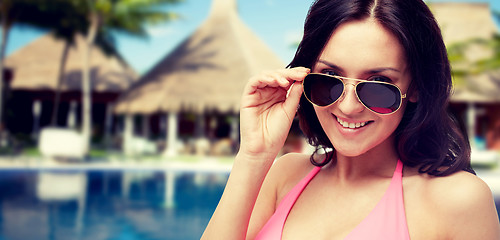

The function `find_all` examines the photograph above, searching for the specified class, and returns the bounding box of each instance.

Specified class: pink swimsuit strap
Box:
[254,160,410,240]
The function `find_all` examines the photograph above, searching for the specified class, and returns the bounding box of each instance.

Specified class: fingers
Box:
[275,67,310,84]
[283,82,304,116]
[244,67,310,95]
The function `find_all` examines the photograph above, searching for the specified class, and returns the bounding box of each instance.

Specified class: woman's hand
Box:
[202,67,309,240]
[239,67,310,161]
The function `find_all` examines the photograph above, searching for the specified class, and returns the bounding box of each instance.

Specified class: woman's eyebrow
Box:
[317,59,343,71]
[367,68,401,74]
[318,59,401,74]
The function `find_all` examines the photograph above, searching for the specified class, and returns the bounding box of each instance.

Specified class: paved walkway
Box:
[0,155,233,174]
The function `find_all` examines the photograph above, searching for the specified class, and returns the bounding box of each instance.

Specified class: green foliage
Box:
[0,0,183,150]
[1,0,87,42]
[447,40,469,63]
[1,0,183,55]
[70,0,183,37]
[448,11,500,79]
[447,35,500,88]
[22,147,41,157]
[450,36,500,73]
[472,34,500,73]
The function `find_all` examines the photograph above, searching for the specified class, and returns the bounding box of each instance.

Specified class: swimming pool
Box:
[0,169,228,240]
[1,167,499,240]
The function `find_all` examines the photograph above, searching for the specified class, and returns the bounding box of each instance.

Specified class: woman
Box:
[202,0,500,239]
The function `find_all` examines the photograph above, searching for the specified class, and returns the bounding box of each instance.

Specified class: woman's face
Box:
[312,18,412,157]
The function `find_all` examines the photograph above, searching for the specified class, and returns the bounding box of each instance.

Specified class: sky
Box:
[4,0,500,75]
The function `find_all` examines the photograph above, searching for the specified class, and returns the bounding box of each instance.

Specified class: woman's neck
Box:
[329,136,400,182]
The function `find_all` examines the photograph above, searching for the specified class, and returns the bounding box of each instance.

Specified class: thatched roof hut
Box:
[5,34,137,94]
[431,2,500,150]
[4,34,137,136]
[114,0,284,114]
[432,2,497,44]
[430,2,499,103]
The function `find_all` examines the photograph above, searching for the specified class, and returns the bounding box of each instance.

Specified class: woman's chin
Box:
[334,147,367,158]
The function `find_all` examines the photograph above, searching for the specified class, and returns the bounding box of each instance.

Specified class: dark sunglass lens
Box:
[357,82,401,114]
[304,75,343,106]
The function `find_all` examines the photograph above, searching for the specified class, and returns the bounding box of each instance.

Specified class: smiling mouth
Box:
[336,117,373,129]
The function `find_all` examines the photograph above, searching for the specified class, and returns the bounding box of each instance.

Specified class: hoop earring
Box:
[310,146,334,167]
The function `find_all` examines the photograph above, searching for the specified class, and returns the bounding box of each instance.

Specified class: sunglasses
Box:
[302,73,406,115]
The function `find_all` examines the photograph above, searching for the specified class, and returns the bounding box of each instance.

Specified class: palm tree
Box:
[40,2,89,126]
[0,0,87,131]
[3,0,181,151]
[44,3,121,127]
[70,0,182,150]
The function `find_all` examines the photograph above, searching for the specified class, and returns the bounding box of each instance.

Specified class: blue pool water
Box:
[0,169,228,240]
[1,168,499,240]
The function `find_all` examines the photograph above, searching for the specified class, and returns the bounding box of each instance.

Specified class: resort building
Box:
[114,0,284,156]
[4,34,137,147]
[431,2,500,151]
[4,1,499,158]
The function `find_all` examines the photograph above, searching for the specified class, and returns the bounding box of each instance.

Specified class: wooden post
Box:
[67,101,77,129]
[104,103,114,149]
[195,112,205,138]
[32,100,42,140]
[142,114,150,139]
[163,112,179,156]
[467,102,477,148]
[123,114,134,156]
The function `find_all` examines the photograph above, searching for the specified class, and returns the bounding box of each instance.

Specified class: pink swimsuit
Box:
[255,160,410,239]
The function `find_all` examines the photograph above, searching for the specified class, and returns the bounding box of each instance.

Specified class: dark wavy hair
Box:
[290,0,474,176]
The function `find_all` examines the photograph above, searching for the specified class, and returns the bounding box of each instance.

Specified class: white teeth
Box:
[337,117,369,129]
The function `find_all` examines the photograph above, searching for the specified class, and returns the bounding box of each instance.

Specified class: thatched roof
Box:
[114,0,284,114]
[432,2,497,45]
[5,34,137,93]
[430,2,500,103]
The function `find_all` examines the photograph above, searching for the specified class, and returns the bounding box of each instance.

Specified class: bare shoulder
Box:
[266,153,316,200]
[246,152,314,237]
[271,152,314,176]
[423,171,494,211]
[410,169,500,239]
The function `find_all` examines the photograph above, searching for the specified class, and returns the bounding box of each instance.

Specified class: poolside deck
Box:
[0,155,233,174]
